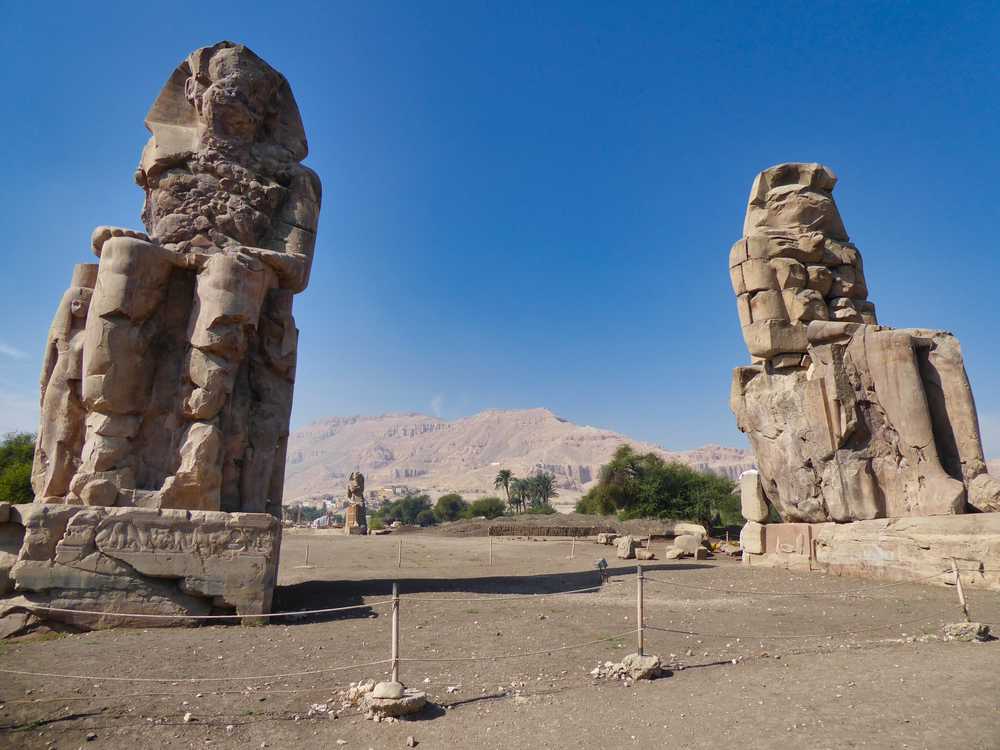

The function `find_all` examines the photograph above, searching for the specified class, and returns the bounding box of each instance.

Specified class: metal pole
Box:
[636,564,644,657]
[391,582,400,683]
[951,558,970,622]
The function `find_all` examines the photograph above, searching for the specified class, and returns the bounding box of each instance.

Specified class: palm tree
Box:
[494,469,514,511]
[529,472,558,509]
[510,478,529,514]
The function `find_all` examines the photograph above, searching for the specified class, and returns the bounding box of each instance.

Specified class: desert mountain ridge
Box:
[283,408,756,510]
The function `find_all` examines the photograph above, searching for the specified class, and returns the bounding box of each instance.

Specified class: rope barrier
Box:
[397,630,638,663]
[16,599,394,621]
[403,584,603,603]
[0,658,392,684]
[643,613,944,640]
[642,569,950,597]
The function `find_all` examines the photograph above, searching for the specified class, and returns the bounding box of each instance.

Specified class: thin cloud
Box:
[430,393,445,418]
[0,343,27,360]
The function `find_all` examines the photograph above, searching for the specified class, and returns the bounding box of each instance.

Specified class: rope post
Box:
[391,582,400,683]
[571,538,576,559]
[951,558,970,622]
[304,544,310,567]
[397,538,402,569]
[636,564,644,657]
[489,536,494,566]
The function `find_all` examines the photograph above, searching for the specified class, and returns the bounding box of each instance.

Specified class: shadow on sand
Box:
[273,562,714,625]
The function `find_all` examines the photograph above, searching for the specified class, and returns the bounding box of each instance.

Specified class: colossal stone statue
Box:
[35,41,320,516]
[0,42,318,634]
[730,163,1000,524]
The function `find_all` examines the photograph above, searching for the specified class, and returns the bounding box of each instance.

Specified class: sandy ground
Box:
[2,530,999,750]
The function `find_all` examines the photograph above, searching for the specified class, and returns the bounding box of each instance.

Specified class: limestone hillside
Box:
[283,408,754,509]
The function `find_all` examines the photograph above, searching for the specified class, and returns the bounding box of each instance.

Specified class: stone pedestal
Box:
[0,502,280,632]
[740,515,1000,591]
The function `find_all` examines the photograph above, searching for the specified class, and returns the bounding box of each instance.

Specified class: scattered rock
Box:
[673,534,702,556]
[943,622,991,642]
[406,737,418,747]
[635,548,656,561]
[664,547,684,560]
[361,688,428,720]
[596,533,618,545]
[372,681,405,699]
[616,535,638,560]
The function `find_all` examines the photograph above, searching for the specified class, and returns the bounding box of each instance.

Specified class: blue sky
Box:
[1,1,998,455]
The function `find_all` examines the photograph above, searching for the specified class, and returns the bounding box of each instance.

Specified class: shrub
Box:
[576,444,736,529]
[0,433,35,503]
[380,494,433,525]
[465,496,506,519]
[525,503,557,515]
[368,516,385,530]
[415,509,438,527]
[434,493,468,522]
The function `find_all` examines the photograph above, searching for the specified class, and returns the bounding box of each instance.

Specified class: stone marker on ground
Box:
[616,535,637,559]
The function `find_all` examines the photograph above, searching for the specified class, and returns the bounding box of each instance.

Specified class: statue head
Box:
[140,41,307,182]
[730,164,876,364]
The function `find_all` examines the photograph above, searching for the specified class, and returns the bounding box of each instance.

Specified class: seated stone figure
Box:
[730,163,1000,522]
[37,41,321,515]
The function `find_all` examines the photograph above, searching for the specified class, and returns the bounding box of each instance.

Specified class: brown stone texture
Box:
[2,503,280,629]
[729,163,1000,523]
[5,41,319,630]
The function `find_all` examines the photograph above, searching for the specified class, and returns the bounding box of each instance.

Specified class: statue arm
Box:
[39,340,58,405]
[240,166,321,293]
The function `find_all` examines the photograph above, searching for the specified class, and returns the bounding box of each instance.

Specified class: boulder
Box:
[372,681,405,699]
[620,653,663,680]
[635,548,655,561]
[673,534,702,556]
[596,533,618,545]
[361,688,428,719]
[664,547,684,560]
[616,535,637,560]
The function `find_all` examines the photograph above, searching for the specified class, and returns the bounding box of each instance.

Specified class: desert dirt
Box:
[2,529,999,750]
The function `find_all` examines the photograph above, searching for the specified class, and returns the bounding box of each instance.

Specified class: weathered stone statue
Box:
[730,163,1000,526]
[344,472,367,535]
[0,42,320,634]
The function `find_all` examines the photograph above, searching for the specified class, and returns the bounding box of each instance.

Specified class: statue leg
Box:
[159,253,273,510]
[70,237,176,505]
[865,328,965,515]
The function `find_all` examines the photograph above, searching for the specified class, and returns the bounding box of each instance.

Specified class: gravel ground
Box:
[2,531,999,750]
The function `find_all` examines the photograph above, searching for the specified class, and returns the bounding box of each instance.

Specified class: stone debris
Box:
[596,533,619,545]
[590,653,669,681]
[1,40,320,631]
[616,535,638,560]
[635,548,656,561]
[730,162,1000,523]
[943,622,991,642]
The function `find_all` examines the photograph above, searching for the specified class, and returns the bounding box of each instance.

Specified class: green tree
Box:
[493,469,514,511]
[378,494,433,525]
[415,509,438,527]
[434,493,468,522]
[526,472,558,509]
[0,432,35,503]
[465,496,506,519]
[575,444,736,529]
[509,478,529,514]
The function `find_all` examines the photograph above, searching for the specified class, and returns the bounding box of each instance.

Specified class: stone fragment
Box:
[771,258,807,289]
[968,473,1000,513]
[372,681,405,699]
[616,535,637,559]
[740,521,765,555]
[361,688,428,719]
[943,622,991,642]
[806,265,832,295]
[664,547,684,560]
[693,547,709,560]
[740,471,769,523]
[596,533,618,545]
[635,548,655,560]
[673,534,702,556]
[620,652,663,680]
